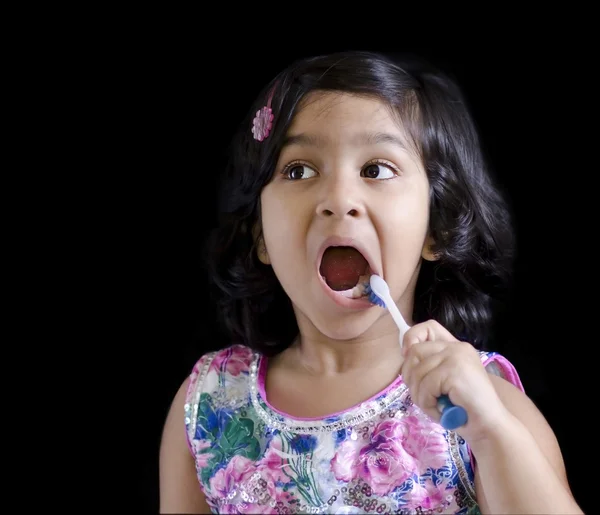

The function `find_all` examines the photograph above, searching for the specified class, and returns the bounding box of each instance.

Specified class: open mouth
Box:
[319,246,373,299]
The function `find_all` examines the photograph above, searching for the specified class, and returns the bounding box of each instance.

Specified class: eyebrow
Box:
[281,131,409,151]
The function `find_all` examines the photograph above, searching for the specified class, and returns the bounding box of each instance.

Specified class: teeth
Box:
[336,275,371,299]
[353,275,370,298]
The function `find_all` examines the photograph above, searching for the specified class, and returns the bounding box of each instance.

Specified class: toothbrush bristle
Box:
[368,290,386,308]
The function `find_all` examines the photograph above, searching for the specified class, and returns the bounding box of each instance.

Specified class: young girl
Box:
[159,51,581,514]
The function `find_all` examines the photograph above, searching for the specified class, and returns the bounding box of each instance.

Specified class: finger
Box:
[400,353,420,389]
[414,364,448,420]
[401,319,458,352]
[404,352,445,413]
[406,352,446,398]
[403,340,448,363]
[401,341,446,389]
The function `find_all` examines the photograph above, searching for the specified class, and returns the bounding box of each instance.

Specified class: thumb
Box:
[401,324,433,356]
[401,319,458,355]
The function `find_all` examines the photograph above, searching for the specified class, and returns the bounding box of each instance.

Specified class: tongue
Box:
[319,246,369,291]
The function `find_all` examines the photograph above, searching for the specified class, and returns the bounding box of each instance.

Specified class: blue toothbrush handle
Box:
[437,395,468,430]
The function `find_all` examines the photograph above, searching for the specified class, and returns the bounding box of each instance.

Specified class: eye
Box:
[361,161,398,180]
[282,162,318,180]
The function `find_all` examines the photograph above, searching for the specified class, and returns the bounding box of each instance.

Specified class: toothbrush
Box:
[367,274,468,431]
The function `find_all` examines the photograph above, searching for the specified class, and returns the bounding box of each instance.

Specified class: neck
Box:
[288,314,405,376]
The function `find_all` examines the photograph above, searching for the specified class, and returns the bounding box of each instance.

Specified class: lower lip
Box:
[317,273,375,310]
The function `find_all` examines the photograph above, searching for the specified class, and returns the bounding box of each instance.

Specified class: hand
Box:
[400,319,509,442]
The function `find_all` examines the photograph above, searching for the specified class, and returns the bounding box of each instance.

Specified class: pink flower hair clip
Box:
[251,84,277,142]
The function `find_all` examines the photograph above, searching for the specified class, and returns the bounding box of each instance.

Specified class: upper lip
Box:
[316,235,380,278]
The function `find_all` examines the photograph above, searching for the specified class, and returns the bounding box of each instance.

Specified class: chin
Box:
[306,307,382,342]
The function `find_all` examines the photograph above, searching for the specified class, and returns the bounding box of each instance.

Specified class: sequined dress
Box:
[184,344,523,514]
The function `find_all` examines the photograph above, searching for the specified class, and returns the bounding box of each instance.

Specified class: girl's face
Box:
[259,92,435,341]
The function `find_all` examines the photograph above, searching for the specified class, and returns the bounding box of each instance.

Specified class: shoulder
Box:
[477,350,571,489]
[160,345,257,487]
[159,359,218,513]
[478,349,543,430]
[184,344,258,442]
[475,350,541,428]
[184,344,256,401]
[477,350,524,391]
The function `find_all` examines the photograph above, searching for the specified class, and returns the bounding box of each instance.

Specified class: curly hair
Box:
[203,50,515,356]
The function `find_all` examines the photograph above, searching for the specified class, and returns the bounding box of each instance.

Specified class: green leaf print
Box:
[200,454,220,486]
[220,416,260,460]
[196,393,219,440]
[194,393,260,485]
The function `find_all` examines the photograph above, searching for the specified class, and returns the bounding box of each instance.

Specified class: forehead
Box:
[282,91,417,156]
[288,91,404,137]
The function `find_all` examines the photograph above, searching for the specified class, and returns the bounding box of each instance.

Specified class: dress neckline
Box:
[248,352,410,434]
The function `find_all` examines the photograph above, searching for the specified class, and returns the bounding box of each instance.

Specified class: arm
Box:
[473,373,581,514]
[159,377,212,514]
[399,320,582,514]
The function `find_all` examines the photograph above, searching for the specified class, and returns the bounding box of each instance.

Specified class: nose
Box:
[315,174,364,219]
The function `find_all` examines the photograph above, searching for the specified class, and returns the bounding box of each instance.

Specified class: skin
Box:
[159,92,582,514]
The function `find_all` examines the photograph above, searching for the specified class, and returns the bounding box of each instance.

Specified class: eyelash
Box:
[280,159,400,180]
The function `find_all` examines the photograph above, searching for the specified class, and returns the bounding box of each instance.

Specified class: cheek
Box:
[379,185,430,230]
[260,190,308,253]
[262,192,290,228]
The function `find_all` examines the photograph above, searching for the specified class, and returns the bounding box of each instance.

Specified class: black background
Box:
[97,24,591,513]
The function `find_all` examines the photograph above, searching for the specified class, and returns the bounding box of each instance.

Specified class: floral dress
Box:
[184,344,523,514]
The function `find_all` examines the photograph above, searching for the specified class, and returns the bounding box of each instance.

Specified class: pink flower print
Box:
[210,455,255,498]
[209,455,258,513]
[406,477,449,510]
[330,416,450,497]
[193,439,213,469]
[188,356,206,390]
[257,437,291,484]
[400,415,449,472]
[212,345,253,377]
[209,452,293,513]
[357,421,420,495]
[331,421,419,496]
[330,439,358,482]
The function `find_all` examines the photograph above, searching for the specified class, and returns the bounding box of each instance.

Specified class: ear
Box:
[421,234,439,262]
[252,223,271,265]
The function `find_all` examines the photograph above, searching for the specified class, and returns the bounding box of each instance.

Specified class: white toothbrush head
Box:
[367,275,469,429]
[368,274,390,307]
[368,274,411,343]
